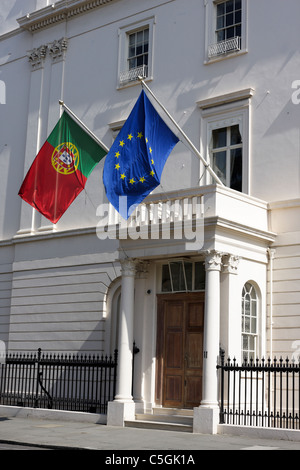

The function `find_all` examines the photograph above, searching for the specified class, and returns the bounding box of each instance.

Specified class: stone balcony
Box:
[97,184,276,262]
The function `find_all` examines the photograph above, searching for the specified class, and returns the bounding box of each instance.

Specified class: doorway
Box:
[156,293,204,409]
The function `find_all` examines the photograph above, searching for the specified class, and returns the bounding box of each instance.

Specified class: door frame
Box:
[155,292,205,408]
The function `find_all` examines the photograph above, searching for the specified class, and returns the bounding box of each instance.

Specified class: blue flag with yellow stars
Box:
[103,90,179,219]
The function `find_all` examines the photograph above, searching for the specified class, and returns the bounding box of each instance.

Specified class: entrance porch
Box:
[105,184,276,433]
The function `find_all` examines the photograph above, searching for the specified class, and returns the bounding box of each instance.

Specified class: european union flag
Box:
[103,90,179,219]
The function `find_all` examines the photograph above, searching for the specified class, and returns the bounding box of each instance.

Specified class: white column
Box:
[107,258,136,426]
[132,261,149,410]
[193,250,222,434]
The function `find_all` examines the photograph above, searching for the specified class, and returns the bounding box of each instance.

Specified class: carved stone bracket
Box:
[27,45,47,70]
[48,38,68,63]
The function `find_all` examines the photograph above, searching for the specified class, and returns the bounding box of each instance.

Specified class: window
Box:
[198,88,254,193]
[211,124,242,191]
[118,18,155,87]
[241,283,258,362]
[161,261,205,293]
[205,0,247,62]
[216,0,242,43]
[128,28,149,74]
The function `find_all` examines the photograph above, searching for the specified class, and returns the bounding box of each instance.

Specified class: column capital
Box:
[204,250,222,272]
[222,254,240,274]
[120,258,137,277]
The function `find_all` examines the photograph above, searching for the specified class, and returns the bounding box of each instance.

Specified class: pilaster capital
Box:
[135,261,149,279]
[120,258,137,277]
[27,45,47,70]
[204,250,222,272]
[48,37,68,62]
[222,254,240,274]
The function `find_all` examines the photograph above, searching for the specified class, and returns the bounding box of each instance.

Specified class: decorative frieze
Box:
[18,0,116,33]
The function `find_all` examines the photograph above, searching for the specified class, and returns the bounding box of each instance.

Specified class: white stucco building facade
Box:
[0,0,300,433]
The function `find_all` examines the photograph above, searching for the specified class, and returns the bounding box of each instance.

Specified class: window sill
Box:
[204,49,248,65]
[117,75,153,90]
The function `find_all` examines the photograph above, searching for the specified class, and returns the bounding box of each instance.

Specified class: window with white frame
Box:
[118,18,155,87]
[241,282,258,362]
[198,88,253,193]
[205,0,247,61]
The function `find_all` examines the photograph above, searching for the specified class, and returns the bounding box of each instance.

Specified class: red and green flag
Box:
[19,111,107,224]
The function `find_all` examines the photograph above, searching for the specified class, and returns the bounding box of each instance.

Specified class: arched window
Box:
[241,282,258,362]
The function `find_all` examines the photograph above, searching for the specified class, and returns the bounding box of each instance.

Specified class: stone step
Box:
[135,413,193,425]
[125,408,194,433]
[125,419,193,433]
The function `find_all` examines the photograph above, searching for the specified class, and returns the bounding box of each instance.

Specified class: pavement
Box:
[0,412,299,454]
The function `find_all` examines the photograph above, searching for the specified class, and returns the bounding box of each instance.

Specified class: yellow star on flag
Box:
[115,163,120,170]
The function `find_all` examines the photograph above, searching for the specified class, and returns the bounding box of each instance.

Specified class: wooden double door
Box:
[156,293,204,409]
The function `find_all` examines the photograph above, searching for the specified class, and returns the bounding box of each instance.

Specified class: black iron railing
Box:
[217,349,300,430]
[0,348,118,414]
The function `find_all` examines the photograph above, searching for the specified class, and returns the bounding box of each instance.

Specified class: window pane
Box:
[217,15,225,29]
[162,264,171,292]
[129,34,135,46]
[217,2,225,16]
[213,151,227,184]
[212,127,227,148]
[183,262,192,291]
[251,317,257,334]
[235,0,242,10]
[226,12,234,27]
[195,262,206,290]
[170,262,186,291]
[129,46,136,58]
[217,30,225,42]
[128,58,136,69]
[226,26,235,39]
[230,147,242,191]
[235,10,242,24]
[230,125,242,145]
[226,0,234,13]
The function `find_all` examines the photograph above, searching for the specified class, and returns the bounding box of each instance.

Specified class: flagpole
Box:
[138,78,224,186]
[58,100,110,153]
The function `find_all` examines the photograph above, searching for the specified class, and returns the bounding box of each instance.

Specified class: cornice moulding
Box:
[17,0,116,32]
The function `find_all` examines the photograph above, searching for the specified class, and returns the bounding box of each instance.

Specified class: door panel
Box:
[156,293,204,409]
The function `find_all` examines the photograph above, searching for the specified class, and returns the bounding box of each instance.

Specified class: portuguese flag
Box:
[19,111,107,224]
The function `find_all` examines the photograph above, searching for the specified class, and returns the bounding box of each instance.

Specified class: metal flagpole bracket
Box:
[137,77,224,186]
[58,99,110,153]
